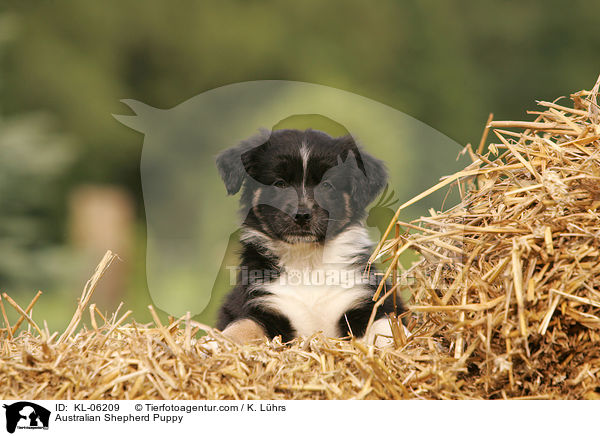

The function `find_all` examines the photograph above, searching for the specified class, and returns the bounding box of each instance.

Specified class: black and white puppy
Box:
[215,129,403,345]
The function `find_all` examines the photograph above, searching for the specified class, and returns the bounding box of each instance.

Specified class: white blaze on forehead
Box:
[299,142,310,198]
[300,142,310,170]
[252,187,262,207]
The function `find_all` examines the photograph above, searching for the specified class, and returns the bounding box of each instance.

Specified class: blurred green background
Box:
[0,0,599,332]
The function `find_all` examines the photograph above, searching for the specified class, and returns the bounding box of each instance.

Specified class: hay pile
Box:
[1,77,600,399]
[0,252,458,400]
[372,75,600,399]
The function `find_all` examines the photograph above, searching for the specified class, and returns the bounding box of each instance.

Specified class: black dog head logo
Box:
[3,402,50,433]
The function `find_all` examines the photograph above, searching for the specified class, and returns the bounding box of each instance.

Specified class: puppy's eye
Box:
[272,179,288,189]
[321,181,335,191]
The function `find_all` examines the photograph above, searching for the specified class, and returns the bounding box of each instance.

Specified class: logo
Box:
[2,402,50,434]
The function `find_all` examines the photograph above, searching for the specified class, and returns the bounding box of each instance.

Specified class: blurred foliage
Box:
[0,0,599,329]
[0,15,77,301]
[0,113,74,289]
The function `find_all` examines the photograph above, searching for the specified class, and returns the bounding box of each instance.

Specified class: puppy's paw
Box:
[221,318,267,345]
[363,318,412,348]
[200,338,222,353]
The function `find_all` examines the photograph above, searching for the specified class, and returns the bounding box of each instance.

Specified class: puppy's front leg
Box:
[221,318,267,344]
[363,318,395,347]
[363,318,412,348]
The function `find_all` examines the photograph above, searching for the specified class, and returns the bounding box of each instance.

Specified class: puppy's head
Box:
[216,129,387,243]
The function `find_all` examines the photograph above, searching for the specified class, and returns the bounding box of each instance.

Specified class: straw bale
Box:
[371,74,600,399]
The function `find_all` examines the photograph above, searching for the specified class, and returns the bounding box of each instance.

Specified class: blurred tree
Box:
[0,14,75,294]
[0,113,75,291]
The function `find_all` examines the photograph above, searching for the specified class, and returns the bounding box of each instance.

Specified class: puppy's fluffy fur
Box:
[215,129,403,345]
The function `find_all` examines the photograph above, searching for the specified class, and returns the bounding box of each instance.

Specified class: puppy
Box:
[215,129,404,346]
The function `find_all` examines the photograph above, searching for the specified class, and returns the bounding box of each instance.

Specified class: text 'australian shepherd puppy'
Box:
[215,128,405,347]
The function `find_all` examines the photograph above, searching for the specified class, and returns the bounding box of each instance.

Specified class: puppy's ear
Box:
[216,130,269,195]
[352,149,388,208]
[216,145,247,195]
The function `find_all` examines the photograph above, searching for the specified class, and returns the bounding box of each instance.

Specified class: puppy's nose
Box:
[294,207,312,224]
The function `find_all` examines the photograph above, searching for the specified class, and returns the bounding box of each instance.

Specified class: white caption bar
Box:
[0,400,594,435]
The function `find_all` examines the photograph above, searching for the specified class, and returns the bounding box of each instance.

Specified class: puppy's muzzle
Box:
[294,206,312,225]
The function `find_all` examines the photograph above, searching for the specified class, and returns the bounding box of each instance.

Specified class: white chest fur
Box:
[251,226,373,337]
